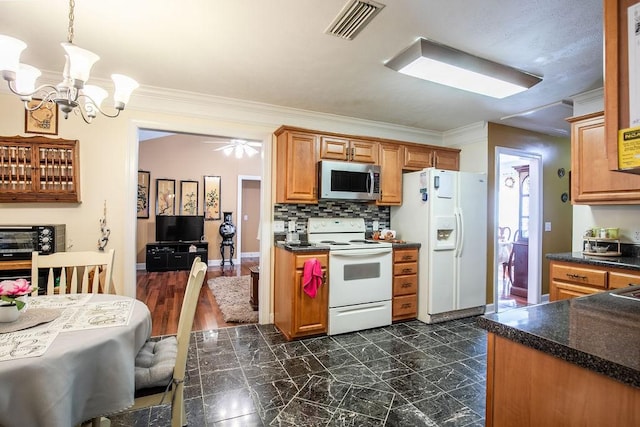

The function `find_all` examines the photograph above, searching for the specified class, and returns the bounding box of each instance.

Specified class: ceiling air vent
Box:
[325,0,385,40]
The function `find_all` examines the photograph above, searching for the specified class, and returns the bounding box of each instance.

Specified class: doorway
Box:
[236,175,261,261]
[494,148,542,312]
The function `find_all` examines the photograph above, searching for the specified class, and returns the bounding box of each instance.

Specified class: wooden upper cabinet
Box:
[275,129,319,204]
[432,148,460,171]
[603,0,637,171]
[403,144,460,171]
[377,143,403,205]
[0,135,80,203]
[320,136,378,163]
[569,112,640,204]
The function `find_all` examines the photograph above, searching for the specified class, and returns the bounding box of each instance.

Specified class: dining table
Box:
[0,293,152,427]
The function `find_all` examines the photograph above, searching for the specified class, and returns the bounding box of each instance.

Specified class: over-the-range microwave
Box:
[0,225,66,260]
[318,160,381,201]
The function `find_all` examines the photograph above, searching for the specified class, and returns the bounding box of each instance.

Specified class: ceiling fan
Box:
[203,139,262,158]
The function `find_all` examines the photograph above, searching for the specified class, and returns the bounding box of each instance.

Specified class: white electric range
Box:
[307,217,392,335]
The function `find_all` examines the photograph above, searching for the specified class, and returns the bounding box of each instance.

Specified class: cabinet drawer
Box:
[608,271,640,289]
[393,295,417,319]
[552,281,604,300]
[551,264,607,288]
[393,275,417,296]
[294,253,328,269]
[394,249,418,263]
[394,262,417,276]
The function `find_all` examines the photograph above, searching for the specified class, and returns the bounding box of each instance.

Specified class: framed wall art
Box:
[25,100,59,135]
[180,180,199,215]
[156,178,175,216]
[137,170,151,218]
[203,175,221,220]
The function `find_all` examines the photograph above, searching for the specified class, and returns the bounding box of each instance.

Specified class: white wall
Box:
[443,121,489,174]
[570,88,640,250]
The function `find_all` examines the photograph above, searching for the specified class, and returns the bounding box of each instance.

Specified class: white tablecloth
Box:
[0,294,152,427]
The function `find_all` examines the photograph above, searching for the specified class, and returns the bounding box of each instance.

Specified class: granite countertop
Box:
[477,287,640,388]
[391,241,421,249]
[546,252,640,271]
[274,241,330,253]
[274,240,421,252]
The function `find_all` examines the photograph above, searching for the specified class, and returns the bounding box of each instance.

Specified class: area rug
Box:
[207,275,258,323]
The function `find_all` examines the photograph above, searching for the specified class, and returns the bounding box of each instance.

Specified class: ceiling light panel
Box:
[385,38,542,99]
[325,0,385,40]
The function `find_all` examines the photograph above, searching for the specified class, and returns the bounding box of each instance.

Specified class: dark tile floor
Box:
[110,318,488,426]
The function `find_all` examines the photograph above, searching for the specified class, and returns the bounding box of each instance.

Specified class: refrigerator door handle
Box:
[455,210,464,257]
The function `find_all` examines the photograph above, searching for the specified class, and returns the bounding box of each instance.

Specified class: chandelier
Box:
[0,0,138,123]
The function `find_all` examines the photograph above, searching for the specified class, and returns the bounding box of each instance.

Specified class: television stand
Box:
[145,241,208,272]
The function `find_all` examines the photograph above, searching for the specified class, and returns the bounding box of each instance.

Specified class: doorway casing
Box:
[124,120,273,324]
[493,147,542,311]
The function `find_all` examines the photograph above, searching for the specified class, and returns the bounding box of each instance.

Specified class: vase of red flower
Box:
[0,279,34,322]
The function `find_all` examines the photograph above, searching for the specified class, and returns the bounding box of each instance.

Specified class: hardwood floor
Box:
[136,258,259,336]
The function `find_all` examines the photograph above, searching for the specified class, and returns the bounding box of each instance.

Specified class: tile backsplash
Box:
[274,201,390,234]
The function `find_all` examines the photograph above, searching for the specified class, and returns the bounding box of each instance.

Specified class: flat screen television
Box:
[155,215,204,242]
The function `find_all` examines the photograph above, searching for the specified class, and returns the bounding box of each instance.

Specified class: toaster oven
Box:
[0,225,66,260]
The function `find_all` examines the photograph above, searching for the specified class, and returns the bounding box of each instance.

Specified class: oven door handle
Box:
[330,249,391,257]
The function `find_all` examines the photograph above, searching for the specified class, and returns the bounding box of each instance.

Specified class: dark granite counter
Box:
[477,287,640,388]
[391,241,421,249]
[274,241,329,253]
[546,251,640,271]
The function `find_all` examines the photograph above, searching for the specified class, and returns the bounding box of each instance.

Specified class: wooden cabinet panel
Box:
[319,136,349,161]
[432,148,459,171]
[394,248,419,263]
[551,263,607,289]
[274,247,329,340]
[403,144,460,171]
[392,247,418,321]
[319,137,377,163]
[551,280,603,300]
[403,145,432,170]
[0,136,80,202]
[486,334,640,427]
[377,143,402,205]
[609,271,640,289]
[392,295,417,320]
[569,112,640,204]
[393,275,417,296]
[549,261,640,301]
[351,139,378,163]
[275,130,318,203]
[393,262,417,276]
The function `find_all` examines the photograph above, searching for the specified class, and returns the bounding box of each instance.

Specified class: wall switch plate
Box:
[273,221,285,233]
[373,220,379,230]
[288,220,296,231]
[633,230,640,242]
[544,222,551,232]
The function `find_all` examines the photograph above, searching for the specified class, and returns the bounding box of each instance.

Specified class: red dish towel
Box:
[302,258,323,298]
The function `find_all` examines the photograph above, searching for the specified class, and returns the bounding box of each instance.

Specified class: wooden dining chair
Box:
[31,249,115,295]
[130,257,207,427]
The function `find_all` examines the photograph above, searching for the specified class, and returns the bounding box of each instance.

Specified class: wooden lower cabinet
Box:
[392,248,418,321]
[609,270,640,289]
[550,260,640,301]
[485,333,640,426]
[274,247,328,340]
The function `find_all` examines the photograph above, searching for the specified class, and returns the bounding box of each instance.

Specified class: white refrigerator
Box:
[391,168,487,323]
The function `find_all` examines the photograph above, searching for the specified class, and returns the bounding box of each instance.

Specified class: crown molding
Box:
[442,121,488,147]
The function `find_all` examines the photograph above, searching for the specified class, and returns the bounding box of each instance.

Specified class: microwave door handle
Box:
[367,170,374,196]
